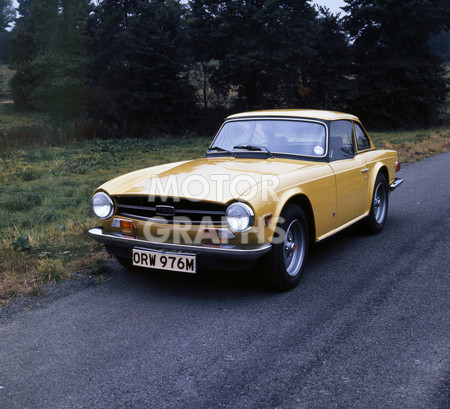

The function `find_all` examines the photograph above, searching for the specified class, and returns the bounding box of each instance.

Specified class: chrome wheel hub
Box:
[283,219,306,277]
[373,182,387,224]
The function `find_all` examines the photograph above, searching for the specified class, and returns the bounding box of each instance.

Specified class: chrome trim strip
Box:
[117,204,157,211]
[390,178,404,192]
[88,228,272,259]
[175,209,225,215]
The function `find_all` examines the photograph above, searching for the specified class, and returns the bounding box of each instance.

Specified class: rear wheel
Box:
[366,173,389,234]
[263,204,309,291]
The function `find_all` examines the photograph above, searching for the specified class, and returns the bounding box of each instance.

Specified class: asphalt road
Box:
[1,151,449,409]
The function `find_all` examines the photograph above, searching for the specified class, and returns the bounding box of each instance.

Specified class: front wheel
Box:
[263,204,309,291]
[366,173,389,234]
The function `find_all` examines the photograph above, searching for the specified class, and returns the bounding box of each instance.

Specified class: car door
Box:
[328,120,369,228]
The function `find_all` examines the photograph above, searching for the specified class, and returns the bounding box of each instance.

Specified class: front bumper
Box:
[88,227,272,262]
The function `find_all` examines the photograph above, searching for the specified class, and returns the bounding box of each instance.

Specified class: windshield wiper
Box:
[207,146,233,155]
[233,145,261,151]
[233,145,273,157]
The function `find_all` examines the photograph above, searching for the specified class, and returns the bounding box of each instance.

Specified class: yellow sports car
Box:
[89,110,403,290]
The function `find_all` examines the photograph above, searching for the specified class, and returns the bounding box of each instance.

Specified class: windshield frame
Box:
[206,117,329,161]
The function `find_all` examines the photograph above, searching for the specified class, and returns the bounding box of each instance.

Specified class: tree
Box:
[88,0,197,130]
[343,0,450,128]
[300,7,351,110]
[187,0,223,109]
[188,0,319,111]
[429,30,450,62]
[44,0,89,119]
[10,0,38,108]
[0,1,14,66]
[0,0,14,31]
[11,0,88,119]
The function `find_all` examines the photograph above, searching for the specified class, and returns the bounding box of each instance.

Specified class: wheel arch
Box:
[284,194,316,244]
[369,164,389,205]
[378,165,389,185]
[365,165,390,234]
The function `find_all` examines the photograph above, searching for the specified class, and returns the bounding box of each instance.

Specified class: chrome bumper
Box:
[88,227,272,260]
[390,178,403,192]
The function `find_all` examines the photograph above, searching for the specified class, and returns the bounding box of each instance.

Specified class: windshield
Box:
[210,119,327,157]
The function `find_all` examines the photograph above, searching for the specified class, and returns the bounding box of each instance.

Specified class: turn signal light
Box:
[396,161,401,172]
[201,228,236,240]
[112,218,137,232]
[263,213,273,227]
[120,220,137,231]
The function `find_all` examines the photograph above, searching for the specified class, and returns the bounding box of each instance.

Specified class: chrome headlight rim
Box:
[225,202,255,233]
[92,191,114,220]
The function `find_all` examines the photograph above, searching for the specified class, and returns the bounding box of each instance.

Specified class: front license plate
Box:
[132,249,196,274]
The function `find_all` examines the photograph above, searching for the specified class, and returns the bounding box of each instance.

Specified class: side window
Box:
[355,123,371,151]
[329,120,354,160]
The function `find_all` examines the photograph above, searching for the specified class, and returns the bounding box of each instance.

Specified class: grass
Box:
[0,104,48,130]
[0,106,448,303]
[371,128,450,163]
[0,134,211,302]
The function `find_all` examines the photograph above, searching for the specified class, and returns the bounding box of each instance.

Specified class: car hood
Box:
[99,157,322,203]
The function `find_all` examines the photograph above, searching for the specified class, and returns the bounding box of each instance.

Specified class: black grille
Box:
[115,196,226,224]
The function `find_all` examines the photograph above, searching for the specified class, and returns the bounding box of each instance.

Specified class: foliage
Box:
[10,0,88,120]
[429,30,450,63]
[87,0,197,130]
[301,7,351,110]
[12,235,31,252]
[0,0,13,67]
[188,0,319,110]
[6,0,450,130]
[0,30,11,63]
[0,64,13,91]
[343,0,450,129]
[37,258,65,281]
[0,0,14,31]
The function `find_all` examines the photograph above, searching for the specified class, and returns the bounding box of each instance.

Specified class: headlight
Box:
[92,192,114,219]
[225,202,254,233]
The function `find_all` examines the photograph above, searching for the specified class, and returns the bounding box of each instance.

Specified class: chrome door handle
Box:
[361,167,369,173]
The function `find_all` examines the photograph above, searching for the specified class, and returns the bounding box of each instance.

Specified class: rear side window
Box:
[355,123,371,151]
[329,120,354,160]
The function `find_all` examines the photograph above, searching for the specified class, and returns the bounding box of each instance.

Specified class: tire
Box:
[366,172,389,234]
[263,204,309,291]
[115,256,133,270]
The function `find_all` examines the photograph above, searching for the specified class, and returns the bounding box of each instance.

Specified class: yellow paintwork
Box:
[227,109,359,122]
[94,110,399,246]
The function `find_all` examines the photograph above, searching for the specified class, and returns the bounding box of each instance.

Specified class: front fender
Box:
[244,174,336,243]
